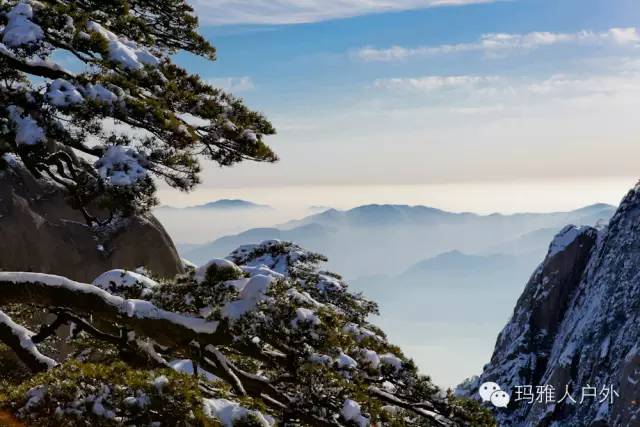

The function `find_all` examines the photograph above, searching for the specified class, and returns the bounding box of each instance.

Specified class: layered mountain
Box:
[181,203,616,278]
[156,199,271,211]
[459,182,640,426]
[153,199,279,244]
[350,250,538,387]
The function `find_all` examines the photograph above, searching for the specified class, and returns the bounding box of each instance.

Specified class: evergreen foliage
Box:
[0,0,276,224]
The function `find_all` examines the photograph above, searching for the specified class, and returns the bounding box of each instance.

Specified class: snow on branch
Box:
[0,272,222,349]
[0,310,57,372]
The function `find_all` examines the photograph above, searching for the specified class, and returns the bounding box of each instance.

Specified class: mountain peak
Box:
[158,199,270,210]
[195,199,270,209]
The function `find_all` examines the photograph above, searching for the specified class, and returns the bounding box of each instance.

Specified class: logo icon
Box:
[479,382,510,408]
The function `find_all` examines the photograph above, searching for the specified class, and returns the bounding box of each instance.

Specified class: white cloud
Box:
[189,0,499,25]
[207,76,255,92]
[354,27,640,61]
[374,75,500,92]
[373,68,640,98]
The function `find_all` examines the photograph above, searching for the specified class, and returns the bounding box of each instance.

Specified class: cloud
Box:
[189,0,499,25]
[369,61,640,113]
[373,75,500,92]
[207,76,255,92]
[354,27,640,61]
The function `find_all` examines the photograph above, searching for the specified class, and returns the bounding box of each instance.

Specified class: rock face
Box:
[0,160,183,282]
[461,182,640,427]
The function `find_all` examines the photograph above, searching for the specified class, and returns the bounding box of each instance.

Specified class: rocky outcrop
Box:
[461,182,640,427]
[0,158,183,282]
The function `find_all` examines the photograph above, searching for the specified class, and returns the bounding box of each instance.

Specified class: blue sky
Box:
[164,0,640,207]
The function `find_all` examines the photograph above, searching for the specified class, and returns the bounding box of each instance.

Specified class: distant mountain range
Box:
[157,199,271,211]
[180,203,616,279]
[457,186,640,426]
[165,201,617,387]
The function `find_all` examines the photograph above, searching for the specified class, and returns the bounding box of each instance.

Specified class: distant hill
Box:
[183,223,335,265]
[181,203,616,278]
[347,248,540,390]
[458,187,640,426]
[157,199,271,211]
[401,250,518,276]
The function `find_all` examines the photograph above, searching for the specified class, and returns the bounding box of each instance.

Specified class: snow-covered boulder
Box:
[92,269,159,299]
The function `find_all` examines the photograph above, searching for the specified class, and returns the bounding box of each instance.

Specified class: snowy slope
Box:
[459,182,640,426]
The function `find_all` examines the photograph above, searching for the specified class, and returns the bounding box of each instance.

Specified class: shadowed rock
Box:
[459,180,640,427]
[0,160,183,281]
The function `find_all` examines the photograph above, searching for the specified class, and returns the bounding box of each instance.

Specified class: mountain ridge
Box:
[457,183,640,426]
[157,198,271,211]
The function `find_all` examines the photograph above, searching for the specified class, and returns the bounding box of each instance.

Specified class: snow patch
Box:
[94,145,148,186]
[7,105,45,146]
[203,398,272,427]
[194,258,242,283]
[548,225,589,258]
[92,269,158,297]
[341,399,369,427]
[290,307,320,328]
[2,2,44,48]
[221,274,273,320]
[169,359,220,382]
[336,353,358,370]
[47,79,84,107]
[87,21,159,70]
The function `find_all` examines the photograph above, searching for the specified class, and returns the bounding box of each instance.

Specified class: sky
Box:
[163,0,640,212]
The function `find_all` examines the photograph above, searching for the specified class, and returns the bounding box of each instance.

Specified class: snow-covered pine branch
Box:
[0,0,277,225]
[0,241,490,426]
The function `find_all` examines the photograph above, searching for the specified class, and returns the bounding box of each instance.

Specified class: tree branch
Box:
[369,386,457,427]
[0,273,229,350]
[0,310,57,372]
[0,49,72,80]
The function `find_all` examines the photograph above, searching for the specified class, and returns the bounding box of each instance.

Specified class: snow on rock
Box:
[2,2,44,48]
[46,79,84,107]
[86,21,159,70]
[290,307,320,328]
[94,145,148,186]
[181,258,197,270]
[92,269,158,298]
[341,399,369,427]
[203,398,273,427]
[547,225,591,258]
[7,105,45,146]
[459,184,640,426]
[194,258,242,283]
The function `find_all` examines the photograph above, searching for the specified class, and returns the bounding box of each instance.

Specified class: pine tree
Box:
[0,1,494,426]
[0,0,276,224]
